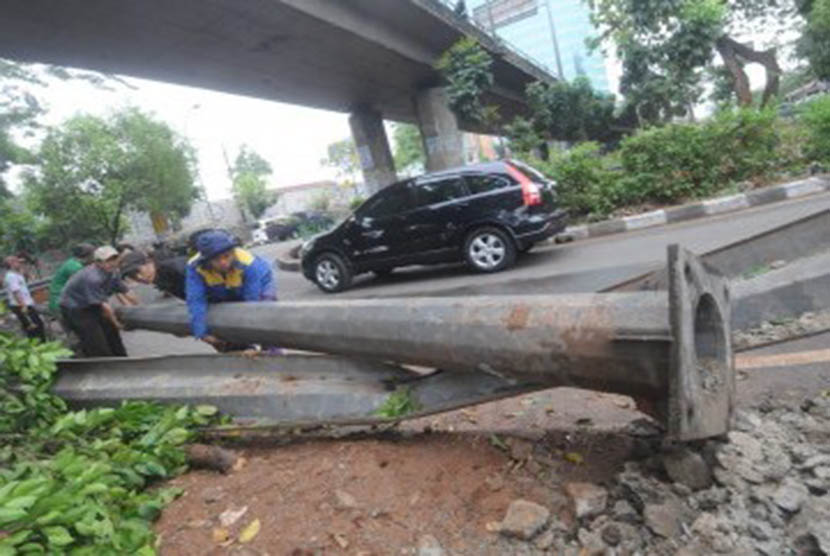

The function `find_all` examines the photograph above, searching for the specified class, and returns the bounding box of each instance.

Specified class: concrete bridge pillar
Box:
[348,108,397,195]
[414,87,465,172]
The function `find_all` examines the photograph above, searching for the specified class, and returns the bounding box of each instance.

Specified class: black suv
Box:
[300,160,567,292]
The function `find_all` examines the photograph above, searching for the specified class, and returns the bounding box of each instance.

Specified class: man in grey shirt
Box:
[60,245,137,357]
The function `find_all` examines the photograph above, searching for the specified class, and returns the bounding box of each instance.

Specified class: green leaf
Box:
[79,482,110,496]
[34,510,63,525]
[195,405,217,416]
[0,507,28,525]
[135,462,167,478]
[3,529,31,546]
[43,525,74,546]
[17,542,46,554]
[161,427,189,445]
[4,495,37,510]
[137,500,162,521]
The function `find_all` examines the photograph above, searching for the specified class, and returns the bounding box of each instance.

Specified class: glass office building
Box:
[466,0,611,92]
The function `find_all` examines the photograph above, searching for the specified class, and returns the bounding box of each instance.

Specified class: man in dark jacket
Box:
[120,250,187,300]
[60,246,137,357]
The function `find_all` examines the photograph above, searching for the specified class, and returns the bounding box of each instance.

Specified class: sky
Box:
[13,67,354,201]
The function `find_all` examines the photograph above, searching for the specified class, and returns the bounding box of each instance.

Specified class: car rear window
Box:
[465,174,513,194]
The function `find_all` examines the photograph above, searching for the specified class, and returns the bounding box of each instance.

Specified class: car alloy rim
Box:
[470,233,506,269]
[316,260,340,289]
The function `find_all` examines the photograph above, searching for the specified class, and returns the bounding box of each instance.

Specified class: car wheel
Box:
[313,253,352,293]
[464,227,516,273]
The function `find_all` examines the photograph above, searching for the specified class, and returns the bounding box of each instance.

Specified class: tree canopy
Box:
[321,138,360,179]
[230,145,275,219]
[797,0,830,80]
[586,0,795,121]
[435,37,497,126]
[524,77,620,144]
[24,108,199,244]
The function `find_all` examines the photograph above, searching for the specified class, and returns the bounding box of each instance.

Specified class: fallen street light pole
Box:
[104,245,734,441]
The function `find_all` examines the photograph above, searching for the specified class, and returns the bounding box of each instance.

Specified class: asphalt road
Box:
[122,191,830,356]
[257,190,830,300]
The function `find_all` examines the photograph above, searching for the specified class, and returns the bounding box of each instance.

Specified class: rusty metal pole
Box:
[118,246,733,440]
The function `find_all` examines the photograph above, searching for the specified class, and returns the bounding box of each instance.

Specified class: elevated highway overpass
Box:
[0,0,557,191]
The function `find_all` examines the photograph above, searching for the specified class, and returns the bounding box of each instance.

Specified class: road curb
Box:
[273,240,303,272]
[556,174,830,243]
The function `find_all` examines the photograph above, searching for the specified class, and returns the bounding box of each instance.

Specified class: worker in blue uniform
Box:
[185,230,276,351]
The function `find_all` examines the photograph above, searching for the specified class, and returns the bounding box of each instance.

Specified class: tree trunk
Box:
[110,195,126,245]
[716,36,782,108]
[716,37,752,106]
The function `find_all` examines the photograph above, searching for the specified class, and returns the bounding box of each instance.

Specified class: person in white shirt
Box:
[3,255,46,342]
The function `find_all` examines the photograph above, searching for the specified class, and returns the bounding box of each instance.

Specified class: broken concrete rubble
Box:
[498,499,550,540]
[496,394,830,555]
[564,482,607,519]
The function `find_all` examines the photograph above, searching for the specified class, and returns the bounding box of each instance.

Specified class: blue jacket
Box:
[185,247,276,338]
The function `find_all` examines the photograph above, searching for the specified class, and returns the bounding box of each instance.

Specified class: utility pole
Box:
[544,0,565,80]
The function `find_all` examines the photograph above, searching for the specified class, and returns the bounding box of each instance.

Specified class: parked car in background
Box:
[300,160,567,293]
[258,211,336,243]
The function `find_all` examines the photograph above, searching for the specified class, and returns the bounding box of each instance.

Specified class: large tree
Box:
[25,108,199,244]
[230,145,275,219]
[523,77,620,144]
[587,0,797,119]
[797,0,830,79]
[320,138,360,179]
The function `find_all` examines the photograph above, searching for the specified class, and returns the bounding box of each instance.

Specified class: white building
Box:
[265,180,365,217]
[122,198,246,245]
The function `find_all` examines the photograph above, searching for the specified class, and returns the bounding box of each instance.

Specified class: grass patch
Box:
[373,387,420,419]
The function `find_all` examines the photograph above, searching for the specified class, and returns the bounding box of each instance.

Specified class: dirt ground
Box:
[154,336,830,555]
[155,389,643,555]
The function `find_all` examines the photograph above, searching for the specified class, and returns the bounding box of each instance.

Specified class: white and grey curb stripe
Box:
[556,175,830,243]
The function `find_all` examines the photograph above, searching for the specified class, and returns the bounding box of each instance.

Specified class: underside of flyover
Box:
[0,0,551,127]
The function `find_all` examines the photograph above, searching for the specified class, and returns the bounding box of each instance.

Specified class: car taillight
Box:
[506,164,542,206]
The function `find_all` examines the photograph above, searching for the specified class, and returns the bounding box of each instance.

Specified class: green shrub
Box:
[530,143,620,219]
[619,107,780,204]
[706,107,779,182]
[620,122,720,202]
[0,334,225,554]
[801,95,830,163]
[774,120,810,175]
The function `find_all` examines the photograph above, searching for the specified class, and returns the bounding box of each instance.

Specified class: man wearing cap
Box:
[120,250,188,300]
[185,229,275,350]
[3,255,46,342]
[59,245,137,357]
[48,243,95,316]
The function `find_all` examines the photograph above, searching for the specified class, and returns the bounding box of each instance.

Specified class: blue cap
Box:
[195,230,238,262]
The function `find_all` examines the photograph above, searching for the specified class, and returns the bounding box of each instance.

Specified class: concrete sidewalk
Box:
[560,174,830,242]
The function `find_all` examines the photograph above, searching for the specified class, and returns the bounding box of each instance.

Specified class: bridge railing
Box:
[432,0,557,78]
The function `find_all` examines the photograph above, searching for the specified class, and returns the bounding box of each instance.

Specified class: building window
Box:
[473,0,538,30]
